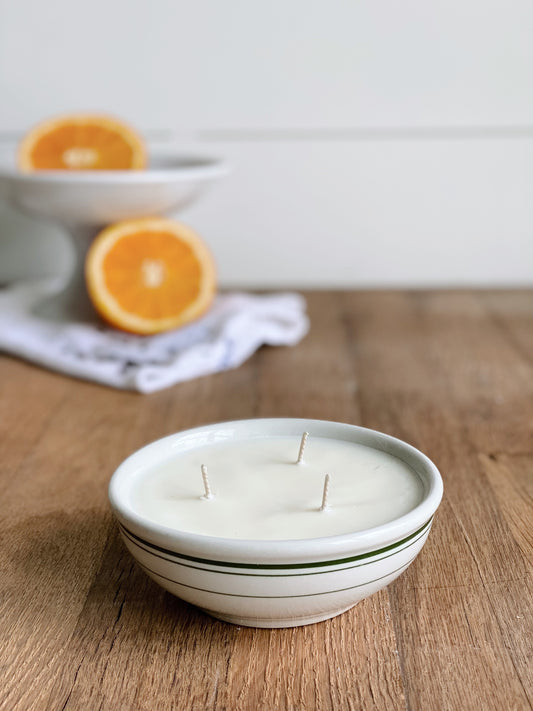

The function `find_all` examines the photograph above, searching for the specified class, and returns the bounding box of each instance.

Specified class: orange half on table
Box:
[18,114,146,171]
[85,218,217,335]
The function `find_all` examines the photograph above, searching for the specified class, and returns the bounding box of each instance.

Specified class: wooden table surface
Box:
[1,290,532,711]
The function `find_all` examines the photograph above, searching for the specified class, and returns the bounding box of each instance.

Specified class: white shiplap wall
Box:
[1,0,532,287]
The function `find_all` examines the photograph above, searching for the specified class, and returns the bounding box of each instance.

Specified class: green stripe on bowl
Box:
[136,555,417,599]
[121,522,431,578]
[118,517,433,571]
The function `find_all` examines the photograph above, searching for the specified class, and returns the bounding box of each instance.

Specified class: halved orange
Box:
[18,114,146,171]
[85,218,216,335]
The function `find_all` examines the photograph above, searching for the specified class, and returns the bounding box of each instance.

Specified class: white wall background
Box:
[1,0,532,287]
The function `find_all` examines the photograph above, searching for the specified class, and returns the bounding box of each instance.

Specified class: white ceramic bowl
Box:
[109,419,443,628]
[0,150,228,223]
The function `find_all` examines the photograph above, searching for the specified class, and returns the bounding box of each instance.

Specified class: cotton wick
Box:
[201,464,214,500]
[319,474,331,512]
[297,431,309,464]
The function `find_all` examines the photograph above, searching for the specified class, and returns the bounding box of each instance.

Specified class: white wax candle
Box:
[131,436,424,540]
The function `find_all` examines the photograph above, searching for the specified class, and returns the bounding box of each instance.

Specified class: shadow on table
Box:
[5,507,235,649]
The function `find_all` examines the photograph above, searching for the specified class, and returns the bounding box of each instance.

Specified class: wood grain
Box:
[0,290,531,711]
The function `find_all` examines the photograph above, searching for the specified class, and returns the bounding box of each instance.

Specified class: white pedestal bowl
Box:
[0,152,228,321]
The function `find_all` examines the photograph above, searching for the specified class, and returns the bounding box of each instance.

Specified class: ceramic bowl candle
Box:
[109,419,443,628]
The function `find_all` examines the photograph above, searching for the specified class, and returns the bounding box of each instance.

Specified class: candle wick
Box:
[201,464,214,500]
[297,431,309,464]
[319,474,331,512]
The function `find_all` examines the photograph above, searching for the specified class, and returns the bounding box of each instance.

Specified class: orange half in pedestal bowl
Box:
[18,114,146,171]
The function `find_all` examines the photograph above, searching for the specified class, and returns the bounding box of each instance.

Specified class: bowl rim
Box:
[108,418,443,565]
[0,151,229,184]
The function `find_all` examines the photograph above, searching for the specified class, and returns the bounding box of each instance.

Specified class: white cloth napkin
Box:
[0,279,309,393]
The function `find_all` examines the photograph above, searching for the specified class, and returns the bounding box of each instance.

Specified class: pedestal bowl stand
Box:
[0,153,228,321]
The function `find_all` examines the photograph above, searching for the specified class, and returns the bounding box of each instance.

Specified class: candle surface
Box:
[130,436,424,540]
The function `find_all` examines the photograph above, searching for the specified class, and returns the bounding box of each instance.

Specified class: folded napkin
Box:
[0,279,309,393]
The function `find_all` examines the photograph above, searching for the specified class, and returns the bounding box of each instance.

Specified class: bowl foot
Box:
[31,223,102,323]
[200,603,357,628]
[31,279,100,323]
